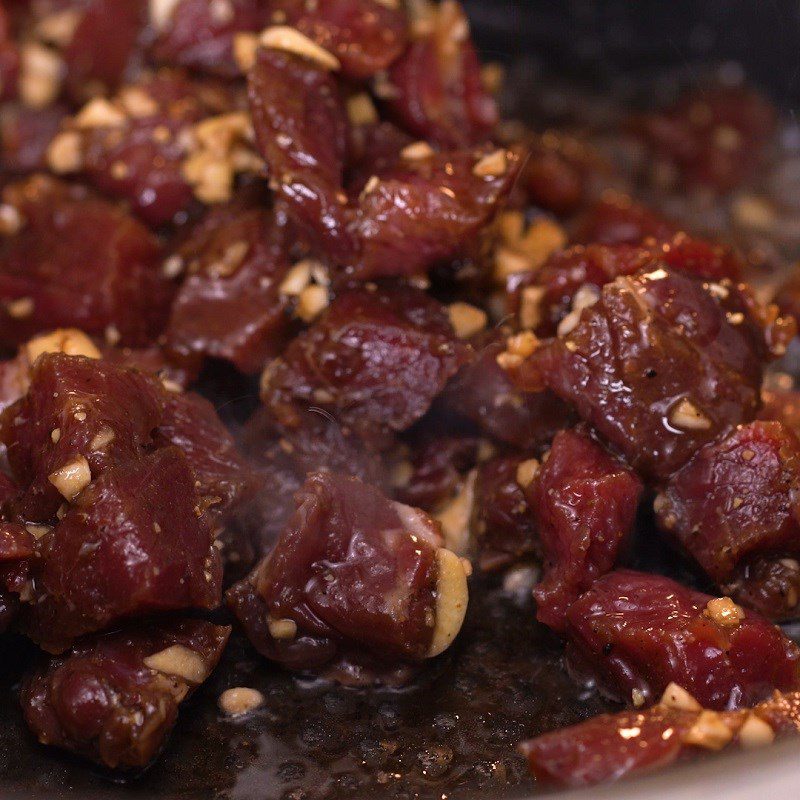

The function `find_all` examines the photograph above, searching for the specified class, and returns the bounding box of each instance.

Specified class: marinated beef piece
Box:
[22,447,222,653]
[344,120,413,196]
[565,570,800,710]
[269,0,408,80]
[507,266,793,480]
[655,421,800,621]
[0,102,67,172]
[164,195,294,374]
[248,46,517,277]
[237,407,386,556]
[150,0,266,77]
[248,47,352,262]
[228,471,469,676]
[0,329,112,418]
[21,619,230,769]
[532,430,642,631]
[49,71,241,225]
[520,688,800,788]
[440,329,573,451]
[1,352,164,523]
[394,434,478,512]
[774,270,800,330]
[510,234,744,336]
[633,85,777,192]
[385,0,497,148]
[473,455,539,572]
[520,132,594,216]
[99,343,201,390]
[348,145,521,280]
[261,284,471,446]
[0,520,33,632]
[574,194,677,245]
[759,383,800,436]
[155,389,255,516]
[57,0,145,103]
[0,176,171,348]
[0,4,19,103]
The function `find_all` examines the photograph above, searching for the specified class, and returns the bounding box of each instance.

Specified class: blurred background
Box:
[464,0,800,107]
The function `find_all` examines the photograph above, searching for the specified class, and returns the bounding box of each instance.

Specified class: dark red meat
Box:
[633,85,777,192]
[347,146,522,280]
[510,234,744,336]
[565,570,800,709]
[574,194,677,245]
[0,103,67,172]
[1,352,164,523]
[237,407,386,555]
[0,177,171,347]
[228,471,467,673]
[61,0,145,102]
[394,434,478,512]
[21,618,230,769]
[440,329,573,450]
[385,0,497,148]
[759,384,800,436]
[508,267,793,479]
[655,421,800,620]
[521,689,800,788]
[150,0,266,76]
[164,194,294,373]
[520,704,699,788]
[0,4,19,103]
[21,447,222,653]
[532,429,642,631]
[73,71,236,225]
[248,47,353,261]
[261,284,471,446]
[271,0,408,80]
[473,455,539,572]
[155,389,255,517]
[248,47,517,276]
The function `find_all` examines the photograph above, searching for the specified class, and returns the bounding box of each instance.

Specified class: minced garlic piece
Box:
[259,26,341,71]
[738,713,775,749]
[346,93,379,126]
[233,32,259,71]
[427,547,469,657]
[448,302,487,339]
[35,9,81,48]
[472,149,508,178]
[218,687,265,717]
[515,458,540,489]
[46,131,84,174]
[144,644,207,684]
[149,0,182,31]
[73,97,127,129]
[434,469,476,556]
[518,285,546,331]
[670,398,712,431]
[295,284,329,323]
[267,617,297,640]
[6,297,34,319]
[48,456,91,502]
[660,682,702,712]
[683,710,733,750]
[704,596,745,628]
[25,329,101,363]
[400,141,435,161]
[19,43,63,109]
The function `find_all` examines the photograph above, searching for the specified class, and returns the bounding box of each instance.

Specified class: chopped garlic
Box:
[144,644,208,684]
